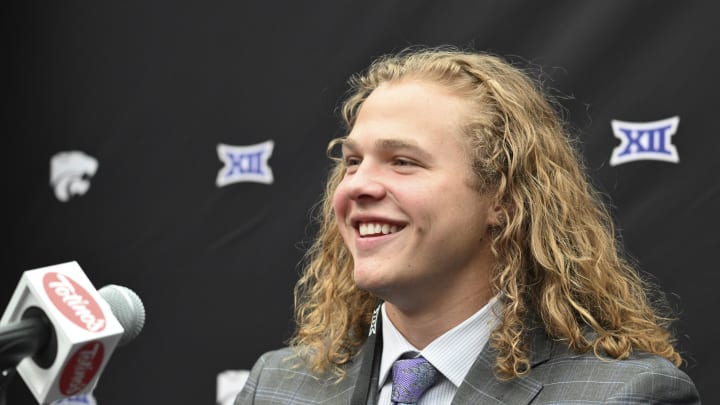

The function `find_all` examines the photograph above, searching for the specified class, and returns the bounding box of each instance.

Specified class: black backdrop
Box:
[3,1,719,404]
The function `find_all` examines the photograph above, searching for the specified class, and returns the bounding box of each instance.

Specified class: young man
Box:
[236,47,700,404]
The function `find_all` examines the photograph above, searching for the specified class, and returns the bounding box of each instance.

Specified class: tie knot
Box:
[390,356,439,405]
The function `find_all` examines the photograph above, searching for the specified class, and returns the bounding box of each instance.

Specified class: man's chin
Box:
[352,267,389,296]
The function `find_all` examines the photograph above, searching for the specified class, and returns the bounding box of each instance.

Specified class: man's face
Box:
[333,80,501,311]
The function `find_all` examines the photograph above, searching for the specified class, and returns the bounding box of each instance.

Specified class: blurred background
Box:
[2,1,718,404]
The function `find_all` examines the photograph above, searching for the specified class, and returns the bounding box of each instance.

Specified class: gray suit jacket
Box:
[235,328,700,404]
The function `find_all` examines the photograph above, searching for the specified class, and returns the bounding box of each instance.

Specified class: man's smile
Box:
[357,222,405,237]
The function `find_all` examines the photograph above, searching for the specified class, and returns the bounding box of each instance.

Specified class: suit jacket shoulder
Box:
[455,328,701,405]
[234,347,363,405]
[533,348,700,404]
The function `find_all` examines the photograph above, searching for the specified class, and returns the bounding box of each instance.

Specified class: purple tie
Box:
[390,356,439,405]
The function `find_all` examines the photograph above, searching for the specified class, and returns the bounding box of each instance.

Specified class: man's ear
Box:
[487,198,512,227]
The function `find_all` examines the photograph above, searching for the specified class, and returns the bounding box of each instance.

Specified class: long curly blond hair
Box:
[290,46,681,380]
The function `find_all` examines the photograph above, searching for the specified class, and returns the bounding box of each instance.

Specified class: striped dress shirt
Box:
[377,296,501,405]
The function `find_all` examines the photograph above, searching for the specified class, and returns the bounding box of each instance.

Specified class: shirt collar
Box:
[378,296,501,390]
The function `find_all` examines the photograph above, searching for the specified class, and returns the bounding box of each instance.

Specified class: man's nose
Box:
[341,161,387,201]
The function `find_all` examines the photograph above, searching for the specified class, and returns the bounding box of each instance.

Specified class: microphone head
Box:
[98,285,146,346]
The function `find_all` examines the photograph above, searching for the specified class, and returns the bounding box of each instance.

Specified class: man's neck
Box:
[384,286,494,349]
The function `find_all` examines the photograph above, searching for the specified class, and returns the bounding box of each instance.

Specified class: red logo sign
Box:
[59,341,105,396]
[43,272,106,332]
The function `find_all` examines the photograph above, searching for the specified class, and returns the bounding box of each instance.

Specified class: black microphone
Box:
[0,262,146,404]
[0,308,55,372]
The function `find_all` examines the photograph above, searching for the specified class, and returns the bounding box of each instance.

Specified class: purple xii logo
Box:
[216,140,274,187]
[610,116,679,166]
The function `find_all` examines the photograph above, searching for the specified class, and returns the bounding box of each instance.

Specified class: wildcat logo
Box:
[216,141,274,187]
[610,116,679,166]
[50,151,99,202]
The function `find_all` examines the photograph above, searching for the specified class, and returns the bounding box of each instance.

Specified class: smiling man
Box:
[236,47,700,404]
[334,80,500,334]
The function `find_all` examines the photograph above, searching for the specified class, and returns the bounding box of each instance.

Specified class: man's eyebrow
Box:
[341,138,432,161]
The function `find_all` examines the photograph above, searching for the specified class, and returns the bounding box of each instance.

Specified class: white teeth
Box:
[357,222,402,237]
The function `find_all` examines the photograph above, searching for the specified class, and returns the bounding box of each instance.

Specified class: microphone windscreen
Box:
[98,285,146,346]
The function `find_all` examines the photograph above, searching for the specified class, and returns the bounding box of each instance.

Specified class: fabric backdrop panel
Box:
[2,1,718,404]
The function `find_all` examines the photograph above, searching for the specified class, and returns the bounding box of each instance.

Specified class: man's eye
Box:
[393,158,416,167]
[344,156,361,166]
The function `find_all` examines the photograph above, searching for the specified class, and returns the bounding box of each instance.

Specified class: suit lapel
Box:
[309,347,366,405]
[451,327,554,405]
